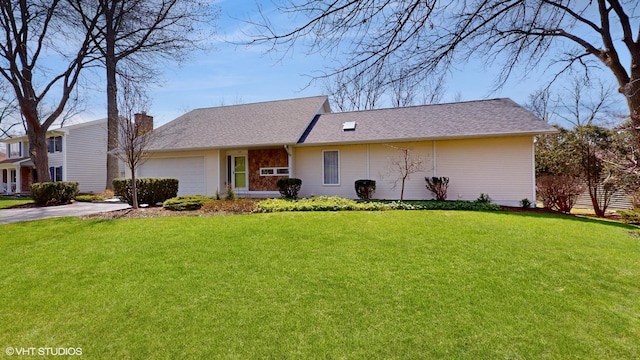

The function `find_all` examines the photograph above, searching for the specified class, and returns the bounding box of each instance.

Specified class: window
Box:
[49,166,63,182]
[323,150,339,185]
[260,167,289,176]
[8,142,21,158]
[47,136,62,153]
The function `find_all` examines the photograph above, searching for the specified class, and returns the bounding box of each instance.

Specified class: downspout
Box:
[531,136,537,207]
[366,144,370,178]
[432,141,437,177]
[284,145,293,177]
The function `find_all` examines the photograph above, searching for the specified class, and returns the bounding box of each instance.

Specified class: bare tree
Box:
[387,145,427,201]
[527,77,618,127]
[110,77,153,209]
[0,0,101,182]
[324,65,386,111]
[76,0,216,190]
[0,81,20,139]
[249,1,640,140]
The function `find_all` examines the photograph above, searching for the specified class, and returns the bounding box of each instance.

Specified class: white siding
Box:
[65,121,108,193]
[369,142,434,200]
[436,136,534,206]
[294,136,535,205]
[295,144,368,198]
[295,142,434,200]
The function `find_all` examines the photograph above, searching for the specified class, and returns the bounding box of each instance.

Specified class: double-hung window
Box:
[8,142,21,158]
[47,136,62,153]
[322,150,339,185]
[49,166,63,182]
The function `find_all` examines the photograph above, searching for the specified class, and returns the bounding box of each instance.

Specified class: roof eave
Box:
[296,129,558,146]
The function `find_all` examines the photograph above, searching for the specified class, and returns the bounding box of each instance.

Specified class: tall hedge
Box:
[31,182,79,206]
[113,178,179,206]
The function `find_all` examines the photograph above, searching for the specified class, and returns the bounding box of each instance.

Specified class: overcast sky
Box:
[66,0,627,128]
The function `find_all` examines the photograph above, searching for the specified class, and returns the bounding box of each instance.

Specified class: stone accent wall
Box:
[248,148,288,191]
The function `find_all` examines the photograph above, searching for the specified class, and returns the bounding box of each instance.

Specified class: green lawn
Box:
[1,211,639,359]
[0,195,32,209]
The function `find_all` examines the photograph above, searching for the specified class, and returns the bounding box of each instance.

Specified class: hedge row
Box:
[255,196,500,213]
[113,178,178,206]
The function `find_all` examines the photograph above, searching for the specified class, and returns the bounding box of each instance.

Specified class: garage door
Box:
[139,157,205,195]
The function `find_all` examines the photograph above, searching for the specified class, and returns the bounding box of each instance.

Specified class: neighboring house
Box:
[0,119,109,194]
[142,96,557,206]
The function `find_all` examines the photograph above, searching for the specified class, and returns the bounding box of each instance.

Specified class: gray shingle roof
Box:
[299,98,556,145]
[149,96,329,151]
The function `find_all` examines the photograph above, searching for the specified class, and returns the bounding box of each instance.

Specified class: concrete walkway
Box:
[0,201,131,224]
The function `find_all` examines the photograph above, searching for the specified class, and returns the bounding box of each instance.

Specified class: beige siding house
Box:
[143,96,556,205]
[0,119,108,194]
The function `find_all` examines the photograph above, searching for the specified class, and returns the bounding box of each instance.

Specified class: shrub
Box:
[536,175,584,213]
[224,185,236,201]
[163,195,215,211]
[355,179,376,200]
[618,209,640,224]
[113,178,179,206]
[520,198,532,208]
[202,199,256,214]
[475,193,492,204]
[425,176,449,201]
[277,178,302,199]
[30,182,79,206]
[75,194,105,202]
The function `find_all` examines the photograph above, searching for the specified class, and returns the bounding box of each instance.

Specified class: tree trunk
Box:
[588,185,605,217]
[105,3,119,190]
[26,124,51,184]
[130,168,138,209]
[22,103,51,183]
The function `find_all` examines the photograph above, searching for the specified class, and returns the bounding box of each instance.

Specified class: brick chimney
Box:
[134,112,153,136]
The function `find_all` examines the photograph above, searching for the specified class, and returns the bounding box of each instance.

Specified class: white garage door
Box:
[139,157,205,195]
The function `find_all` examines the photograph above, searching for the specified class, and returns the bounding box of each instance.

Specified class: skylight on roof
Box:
[342,121,356,131]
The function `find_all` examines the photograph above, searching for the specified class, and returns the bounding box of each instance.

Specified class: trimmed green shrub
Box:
[277,178,302,199]
[113,178,179,206]
[355,179,376,199]
[75,194,105,202]
[425,176,449,201]
[163,195,216,211]
[476,193,493,204]
[618,209,640,224]
[30,182,79,206]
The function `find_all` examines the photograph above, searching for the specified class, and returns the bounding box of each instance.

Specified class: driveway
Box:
[0,201,131,224]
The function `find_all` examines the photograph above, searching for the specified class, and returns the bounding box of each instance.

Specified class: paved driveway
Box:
[0,201,131,224]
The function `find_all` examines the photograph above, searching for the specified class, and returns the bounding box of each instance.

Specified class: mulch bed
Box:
[4,200,624,222]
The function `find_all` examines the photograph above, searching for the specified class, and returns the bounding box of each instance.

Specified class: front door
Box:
[232,155,247,190]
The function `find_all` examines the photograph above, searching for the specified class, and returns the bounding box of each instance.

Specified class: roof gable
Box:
[299,98,556,145]
[149,96,329,151]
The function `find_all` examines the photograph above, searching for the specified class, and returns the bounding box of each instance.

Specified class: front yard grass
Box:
[0,195,32,209]
[1,211,639,358]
